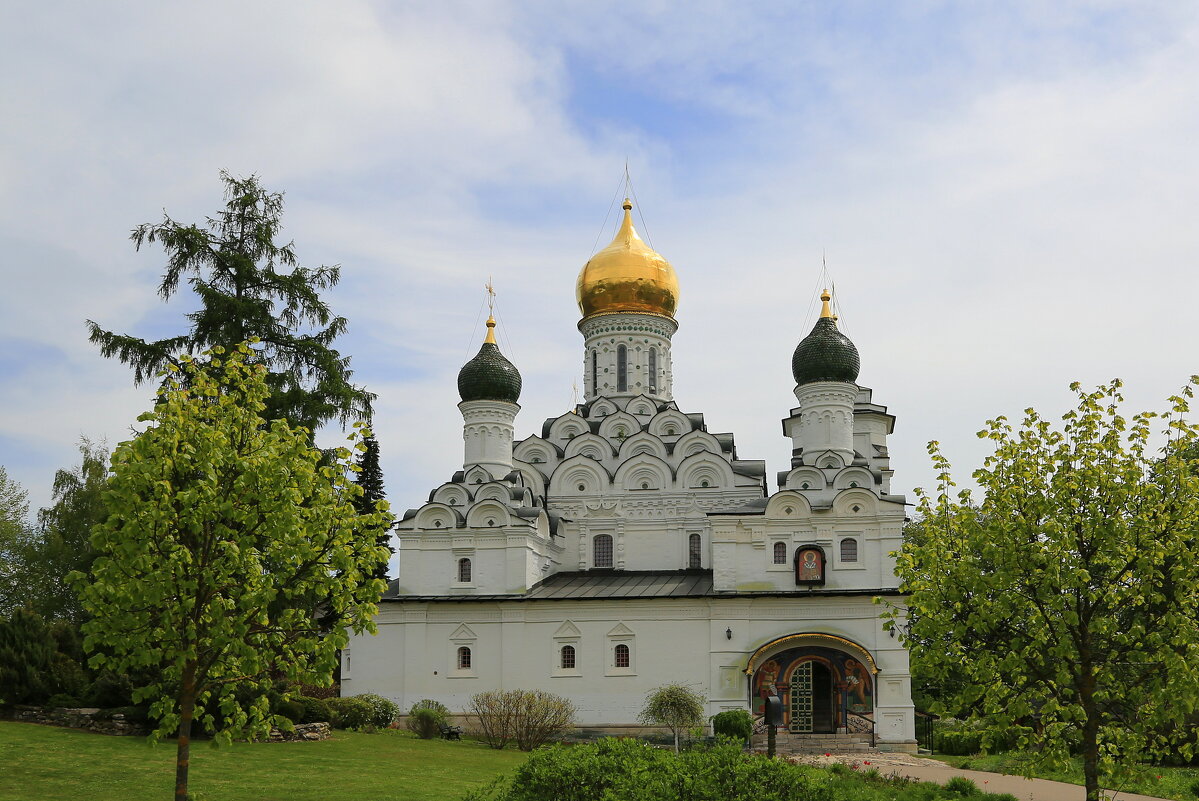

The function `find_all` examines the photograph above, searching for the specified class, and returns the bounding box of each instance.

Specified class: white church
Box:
[342,199,917,751]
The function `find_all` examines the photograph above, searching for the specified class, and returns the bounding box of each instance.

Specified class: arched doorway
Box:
[788,658,837,732]
[748,635,875,735]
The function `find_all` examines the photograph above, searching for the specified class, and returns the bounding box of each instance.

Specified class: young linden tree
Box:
[76,343,392,801]
[890,378,1199,801]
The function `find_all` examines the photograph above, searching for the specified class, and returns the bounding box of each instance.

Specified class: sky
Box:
[2,1,1197,529]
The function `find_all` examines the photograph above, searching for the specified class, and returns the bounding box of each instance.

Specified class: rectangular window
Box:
[617,345,627,392]
[593,534,613,568]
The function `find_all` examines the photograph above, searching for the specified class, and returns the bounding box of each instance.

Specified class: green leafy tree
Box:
[87,171,373,434]
[0,466,31,616]
[21,440,110,623]
[351,433,392,582]
[890,378,1199,801]
[640,683,706,753]
[76,344,392,801]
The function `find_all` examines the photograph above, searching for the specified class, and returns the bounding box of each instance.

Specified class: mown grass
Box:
[935,751,1199,801]
[0,720,528,801]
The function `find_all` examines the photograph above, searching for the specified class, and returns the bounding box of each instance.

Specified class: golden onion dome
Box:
[576,199,679,321]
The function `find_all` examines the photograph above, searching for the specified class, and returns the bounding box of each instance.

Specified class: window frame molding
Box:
[604,623,636,677]
[448,627,478,678]
[835,533,867,570]
[552,623,582,678]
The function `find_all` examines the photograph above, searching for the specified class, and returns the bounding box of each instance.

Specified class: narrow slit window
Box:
[617,345,627,392]
[593,533,613,568]
[591,350,598,396]
[457,646,472,670]
[773,541,787,565]
[688,533,701,568]
[560,645,576,669]
[648,347,658,393]
[457,557,472,582]
[614,643,630,668]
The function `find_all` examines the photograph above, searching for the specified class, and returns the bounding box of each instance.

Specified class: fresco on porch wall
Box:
[752,645,873,727]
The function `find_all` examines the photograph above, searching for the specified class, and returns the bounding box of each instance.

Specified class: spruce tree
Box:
[87,171,373,433]
[352,433,393,582]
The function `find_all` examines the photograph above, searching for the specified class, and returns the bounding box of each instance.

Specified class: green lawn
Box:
[0,721,529,801]
[933,751,1199,801]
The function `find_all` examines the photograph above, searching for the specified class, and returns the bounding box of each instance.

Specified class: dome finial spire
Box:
[484,278,497,344]
[820,288,833,321]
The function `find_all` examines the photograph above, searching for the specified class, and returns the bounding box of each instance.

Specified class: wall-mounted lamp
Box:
[725,627,733,640]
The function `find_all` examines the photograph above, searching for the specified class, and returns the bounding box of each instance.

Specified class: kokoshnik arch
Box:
[342,198,917,750]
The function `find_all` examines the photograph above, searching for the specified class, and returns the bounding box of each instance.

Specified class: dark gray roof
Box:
[381,570,902,602]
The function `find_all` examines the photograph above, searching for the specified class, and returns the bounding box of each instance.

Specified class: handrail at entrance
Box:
[846,711,875,748]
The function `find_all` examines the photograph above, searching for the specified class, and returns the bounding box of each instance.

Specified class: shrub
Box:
[406,699,448,739]
[1189,778,1199,798]
[944,775,978,795]
[327,696,373,730]
[468,689,575,751]
[273,697,304,725]
[469,690,517,749]
[45,693,81,708]
[352,693,400,728]
[512,690,574,751]
[711,709,754,742]
[408,708,444,739]
[293,695,331,724]
[640,684,706,753]
[84,670,134,708]
[466,738,831,801]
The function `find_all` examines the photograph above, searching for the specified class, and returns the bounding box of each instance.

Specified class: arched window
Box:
[593,533,613,568]
[840,538,859,563]
[457,557,472,583]
[773,541,787,564]
[614,643,630,668]
[591,350,598,395]
[616,345,627,392]
[457,646,472,670]
[648,347,658,394]
[688,533,701,568]
[560,644,576,669]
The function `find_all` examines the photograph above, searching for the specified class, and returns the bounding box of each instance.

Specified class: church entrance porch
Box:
[750,639,875,737]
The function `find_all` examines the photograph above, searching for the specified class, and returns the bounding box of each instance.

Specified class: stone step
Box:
[750,731,877,755]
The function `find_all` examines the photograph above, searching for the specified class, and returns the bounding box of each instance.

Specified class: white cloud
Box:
[2,0,1197,525]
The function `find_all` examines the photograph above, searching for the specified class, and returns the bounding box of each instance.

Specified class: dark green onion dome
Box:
[458,317,522,403]
[792,290,860,386]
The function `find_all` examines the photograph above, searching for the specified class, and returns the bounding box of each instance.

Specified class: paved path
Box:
[787,752,1173,801]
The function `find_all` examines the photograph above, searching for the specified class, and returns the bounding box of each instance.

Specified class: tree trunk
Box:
[673,728,680,753]
[1079,663,1101,801]
[175,662,197,801]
